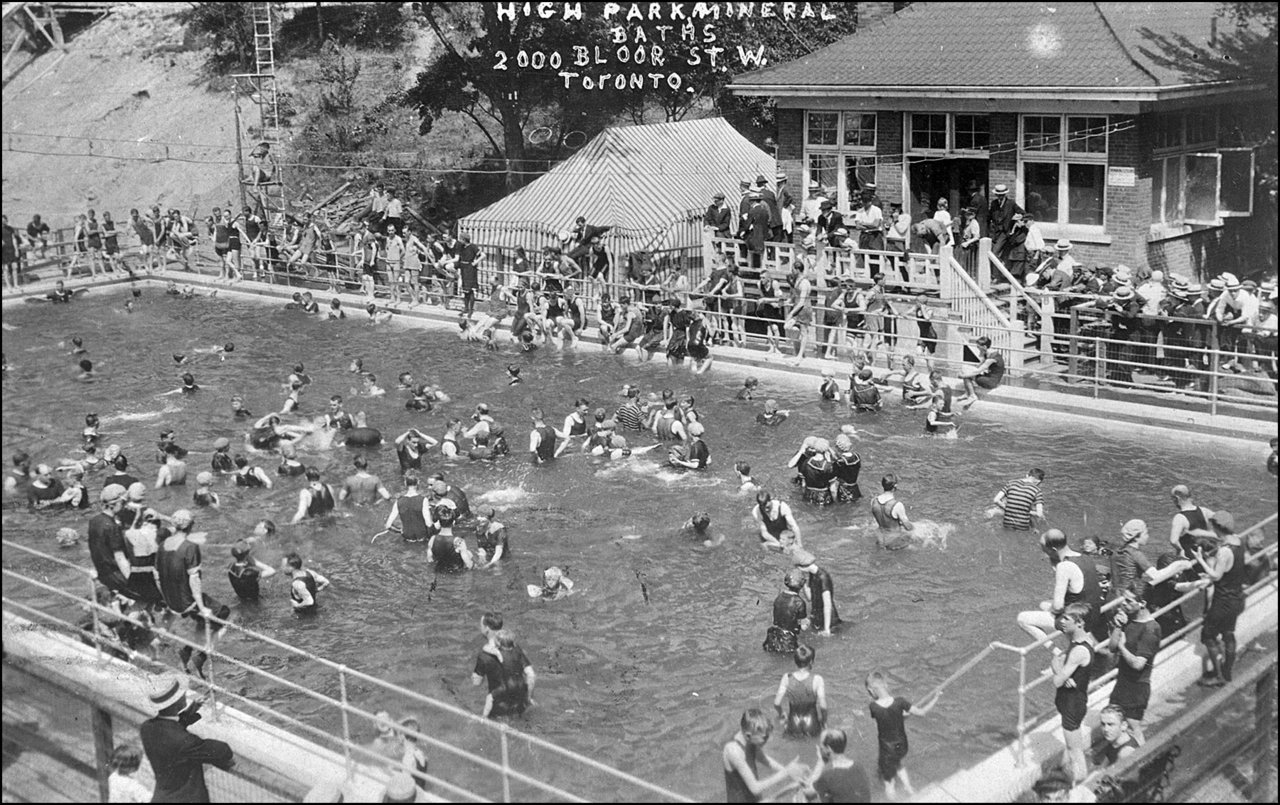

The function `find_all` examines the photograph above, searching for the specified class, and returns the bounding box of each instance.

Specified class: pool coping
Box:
[4,272,1275,445]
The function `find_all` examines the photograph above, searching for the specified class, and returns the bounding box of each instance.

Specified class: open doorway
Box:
[908,158,988,229]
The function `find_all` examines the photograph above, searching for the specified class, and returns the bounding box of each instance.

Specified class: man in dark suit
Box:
[986,183,1024,263]
[746,193,771,268]
[736,177,754,239]
[140,675,235,803]
[775,172,795,239]
[703,192,732,239]
[757,174,782,242]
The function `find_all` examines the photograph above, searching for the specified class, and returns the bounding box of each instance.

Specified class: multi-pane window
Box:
[910,113,947,151]
[804,111,877,210]
[954,114,990,151]
[1019,114,1109,231]
[1022,116,1062,152]
[806,112,839,146]
[843,113,877,148]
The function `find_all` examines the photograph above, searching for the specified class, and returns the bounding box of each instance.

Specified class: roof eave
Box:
[727,80,1262,104]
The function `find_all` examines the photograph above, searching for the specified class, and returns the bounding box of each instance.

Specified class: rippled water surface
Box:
[2,291,1275,800]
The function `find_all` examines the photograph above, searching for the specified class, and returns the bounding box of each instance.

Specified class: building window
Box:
[955,114,990,151]
[843,113,877,148]
[806,112,839,146]
[845,155,876,199]
[910,113,947,151]
[1066,116,1107,154]
[1022,116,1061,152]
[804,111,877,211]
[808,153,840,194]
[1152,148,1255,232]
[1018,114,1109,234]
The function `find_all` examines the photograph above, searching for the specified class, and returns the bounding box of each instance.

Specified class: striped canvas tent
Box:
[459,117,776,268]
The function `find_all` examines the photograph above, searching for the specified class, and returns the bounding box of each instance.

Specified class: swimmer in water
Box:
[474,508,509,567]
[397,372,415,391]
[871,474,914,550]
[193,342,234,361]
[230,395,252,419]
[192,471,221,508]
[277,441,305,477]
[82,413,100,451]
[537,566,574,600]
[68,336,87,355]
[923,391,957,436]
[754,490,803,551]
[394,428,438,473]
[233,454,274,489]
[366,303,393,323]
[819,370,840,401]
[736,376,760,401]
[328,297,345,319]
[756,399,791,426]
[300,292,319,314]
[682,512,724,547]
[291,466,337,524]
[180,373,199,394]
[154,443,189,489]
[353,373,385,398]
[506,365,522,385]
[286,292,303,308]
[735,461,760,494]
[77,358,95,380]
[279,381,302,415]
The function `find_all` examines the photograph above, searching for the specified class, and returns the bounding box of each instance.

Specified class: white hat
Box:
[1055,238,1072,251]
[148,675,187,712]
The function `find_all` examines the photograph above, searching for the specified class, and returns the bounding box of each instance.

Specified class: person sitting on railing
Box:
[956,336,1004,407]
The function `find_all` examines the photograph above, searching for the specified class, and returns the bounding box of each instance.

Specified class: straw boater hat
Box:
[1055,238,1073,251]
[807,179,819,190]
[993,184,1009,195]
[775,171,787,182]
[1113,286,1135,301]
[149,675,187,712]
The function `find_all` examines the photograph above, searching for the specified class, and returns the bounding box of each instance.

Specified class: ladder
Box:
[246,1,286,222]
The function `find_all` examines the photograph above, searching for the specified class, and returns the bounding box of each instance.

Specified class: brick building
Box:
[730,2,1272,280]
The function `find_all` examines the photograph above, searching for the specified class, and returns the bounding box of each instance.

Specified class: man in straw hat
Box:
[985,183,1024,261]
[1161,277,1205,389]
[139,674,234,802]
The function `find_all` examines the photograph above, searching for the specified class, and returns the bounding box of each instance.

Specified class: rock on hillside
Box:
[2,3,240,226]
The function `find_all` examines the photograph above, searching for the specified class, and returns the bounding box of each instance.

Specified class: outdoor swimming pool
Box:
[2,288,1275,800]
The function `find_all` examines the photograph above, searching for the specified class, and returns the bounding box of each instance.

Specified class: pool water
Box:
[2,290,1275,800]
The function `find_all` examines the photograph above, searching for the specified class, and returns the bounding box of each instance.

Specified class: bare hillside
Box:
[2,3,239,225]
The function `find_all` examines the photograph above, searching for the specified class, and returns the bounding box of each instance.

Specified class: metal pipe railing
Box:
[0,538,694,802]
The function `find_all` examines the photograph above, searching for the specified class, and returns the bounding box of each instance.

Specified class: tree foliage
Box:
[178,2,260,72]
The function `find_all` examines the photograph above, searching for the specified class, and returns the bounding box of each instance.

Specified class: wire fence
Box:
[1,539,695,803]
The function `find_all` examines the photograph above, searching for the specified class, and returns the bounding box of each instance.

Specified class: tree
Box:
[178,2,261,72]
[403,3,622,191]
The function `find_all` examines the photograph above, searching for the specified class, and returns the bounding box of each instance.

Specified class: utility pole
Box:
[233,81,248,215]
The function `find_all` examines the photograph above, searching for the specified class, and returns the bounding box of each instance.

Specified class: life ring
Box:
[344,427,382,447]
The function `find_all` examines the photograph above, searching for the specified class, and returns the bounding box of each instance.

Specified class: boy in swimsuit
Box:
[865,670,940,799]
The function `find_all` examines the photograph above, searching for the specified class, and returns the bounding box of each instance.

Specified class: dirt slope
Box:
[2,3,240,225]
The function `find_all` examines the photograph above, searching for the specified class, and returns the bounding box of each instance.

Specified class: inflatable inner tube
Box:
[344,427,382,447]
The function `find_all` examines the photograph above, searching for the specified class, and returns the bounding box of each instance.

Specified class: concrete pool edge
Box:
[4,273,1275,445]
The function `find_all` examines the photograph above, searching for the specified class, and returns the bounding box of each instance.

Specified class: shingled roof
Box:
[731,2,1239,91]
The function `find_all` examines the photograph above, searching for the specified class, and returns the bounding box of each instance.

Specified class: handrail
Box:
[941,247,1014,328]
[0,538,695,802]
[986,247,1042,314]
[1088,651,1278,797]
[0,594,494,803]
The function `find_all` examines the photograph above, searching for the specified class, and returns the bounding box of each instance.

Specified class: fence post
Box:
[1068,306,1080,380]
[91,704,114,803]
[1017,652,1028,765]
[338,666,354,778]
[500,725,513,803]
[1209,323,1221,416]
[87,573,102,662]
[204,619,218,720]
[1254,661,1278,803]
[977,237,992,289]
